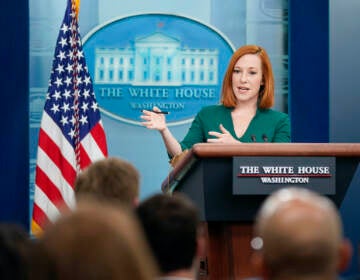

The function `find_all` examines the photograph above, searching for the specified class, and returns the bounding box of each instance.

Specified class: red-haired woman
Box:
[141,45,291,159]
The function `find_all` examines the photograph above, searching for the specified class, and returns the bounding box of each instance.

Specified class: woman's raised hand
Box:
[140,106,167,132]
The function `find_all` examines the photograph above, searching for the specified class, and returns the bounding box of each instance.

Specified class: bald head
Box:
[254,188,350,279]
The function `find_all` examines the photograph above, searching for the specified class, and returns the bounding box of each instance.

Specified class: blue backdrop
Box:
[1,0,360,276]
[1,0,29,228]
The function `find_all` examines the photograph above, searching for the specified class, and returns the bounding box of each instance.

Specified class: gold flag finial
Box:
[74,0,80,18]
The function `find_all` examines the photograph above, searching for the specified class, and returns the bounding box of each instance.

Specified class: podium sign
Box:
[233,156,336,195]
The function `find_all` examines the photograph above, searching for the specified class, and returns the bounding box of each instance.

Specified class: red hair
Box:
[221,45,274,109]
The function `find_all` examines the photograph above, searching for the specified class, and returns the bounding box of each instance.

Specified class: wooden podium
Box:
[161,143,360,280]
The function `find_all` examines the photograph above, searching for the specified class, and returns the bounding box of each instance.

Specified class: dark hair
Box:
[136,193,200,273]
[0,224,31,280]
[221,45,274,109]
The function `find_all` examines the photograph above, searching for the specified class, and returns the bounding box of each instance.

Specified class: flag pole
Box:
[70,0,81,173]
[74,0,80,19]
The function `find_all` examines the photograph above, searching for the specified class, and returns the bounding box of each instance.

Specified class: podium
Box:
[161,143,360,280]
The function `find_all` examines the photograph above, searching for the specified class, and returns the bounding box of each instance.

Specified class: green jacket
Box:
[180,105,291,150]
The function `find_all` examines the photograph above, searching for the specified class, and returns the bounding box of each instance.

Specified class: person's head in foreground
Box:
[137,193,205,279]
[0,223,32,279]
[252,187,352,280]
[31,199,158,280]
[75,156,140,208]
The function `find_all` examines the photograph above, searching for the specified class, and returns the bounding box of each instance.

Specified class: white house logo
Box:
[83,14,234,125]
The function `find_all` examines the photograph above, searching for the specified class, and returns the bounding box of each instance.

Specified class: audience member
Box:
[0,223,31,279]
[30,199,158,280]
[74,156,140,208]
[137,193,204,280]
[251,187,352,280]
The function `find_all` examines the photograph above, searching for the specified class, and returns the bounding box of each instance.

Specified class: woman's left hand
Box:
[207,124,240,144]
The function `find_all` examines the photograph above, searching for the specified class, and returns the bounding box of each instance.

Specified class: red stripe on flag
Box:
[90,122,108,156]
[79,144,92,170]
[35,166,69,211]
[38,128,77,188]
[32,203,51,232]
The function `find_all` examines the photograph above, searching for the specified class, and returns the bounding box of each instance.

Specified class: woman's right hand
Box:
[141,106,182,156]
[140,106,167,132]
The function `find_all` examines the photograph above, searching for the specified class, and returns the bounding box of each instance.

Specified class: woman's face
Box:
[231,54,263,105]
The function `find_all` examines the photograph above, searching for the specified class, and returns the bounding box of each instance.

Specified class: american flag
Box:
[31,0,108,235]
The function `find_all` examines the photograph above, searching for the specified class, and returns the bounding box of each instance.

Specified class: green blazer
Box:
[180,105,291,151]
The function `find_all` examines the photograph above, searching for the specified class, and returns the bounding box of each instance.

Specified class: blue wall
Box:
[0,0,29,229]
[289,0,329,142]
[329,0,360,142]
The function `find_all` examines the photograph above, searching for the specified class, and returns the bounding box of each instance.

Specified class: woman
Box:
[141,45,291,158]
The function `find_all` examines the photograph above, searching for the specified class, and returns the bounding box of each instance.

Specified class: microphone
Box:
[262,134,268,142]
[251,135,257,142]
